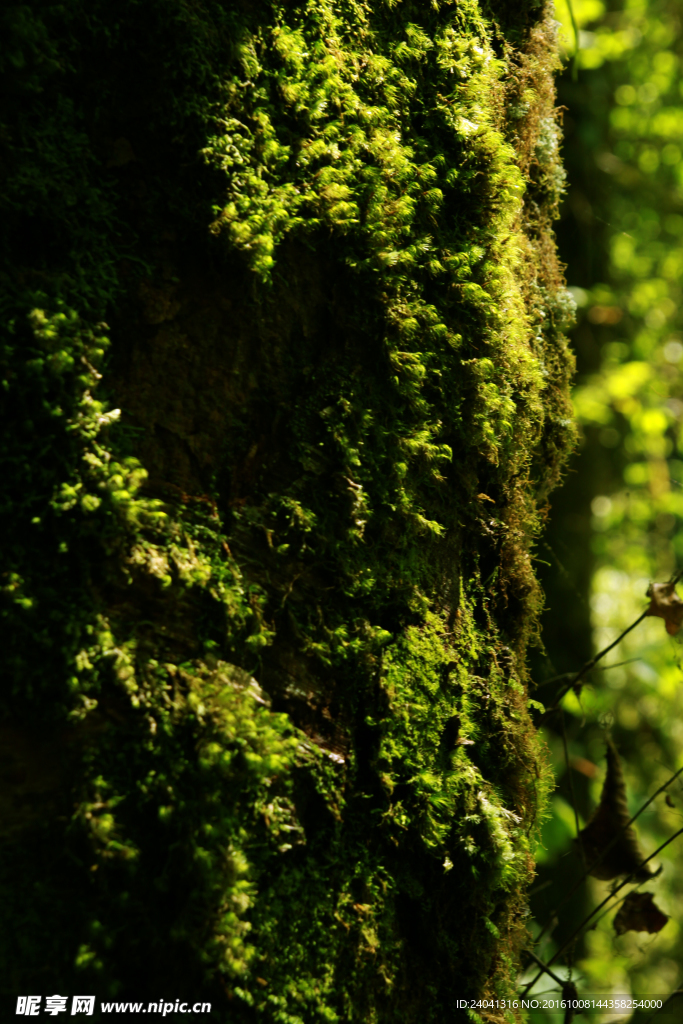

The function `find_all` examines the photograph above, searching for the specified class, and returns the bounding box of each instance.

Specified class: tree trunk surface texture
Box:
[0,0,574,1019]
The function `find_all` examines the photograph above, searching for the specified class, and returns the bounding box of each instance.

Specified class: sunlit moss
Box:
[0,0,572,1015]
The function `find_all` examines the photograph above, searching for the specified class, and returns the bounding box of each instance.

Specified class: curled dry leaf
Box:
[613,892,668,936]
[645,581,683,635]
[578,740,657,882]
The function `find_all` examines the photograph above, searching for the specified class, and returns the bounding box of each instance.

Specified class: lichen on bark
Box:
[1,0,574,1019]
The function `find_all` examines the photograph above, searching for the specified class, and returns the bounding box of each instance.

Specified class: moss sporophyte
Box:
[0,0,573,1017]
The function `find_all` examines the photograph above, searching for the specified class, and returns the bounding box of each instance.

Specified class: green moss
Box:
[1,0,571,1019]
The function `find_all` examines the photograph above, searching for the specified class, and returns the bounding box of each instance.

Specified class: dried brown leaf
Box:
[613,892,668,936]
[645,582,683,636]
[578,740,656,882]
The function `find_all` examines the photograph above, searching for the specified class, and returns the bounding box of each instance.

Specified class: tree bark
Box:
[1,0,574,1018]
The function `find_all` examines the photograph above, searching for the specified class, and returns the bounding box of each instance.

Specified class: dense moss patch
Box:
[1,0,573,1019]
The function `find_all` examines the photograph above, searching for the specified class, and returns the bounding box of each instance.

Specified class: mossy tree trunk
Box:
[1,0,573,1018]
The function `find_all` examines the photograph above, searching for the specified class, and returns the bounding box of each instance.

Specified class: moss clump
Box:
[1,0,572,1019]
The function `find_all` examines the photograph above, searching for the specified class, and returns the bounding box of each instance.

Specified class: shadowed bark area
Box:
[0,0,573,1018]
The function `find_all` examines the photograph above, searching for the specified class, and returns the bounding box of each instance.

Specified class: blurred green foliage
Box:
[527,0,683,1016]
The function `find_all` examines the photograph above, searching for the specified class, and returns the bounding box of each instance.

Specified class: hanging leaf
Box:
[645,581,683,635]
[578,740,657,881]
[613,892,668,936]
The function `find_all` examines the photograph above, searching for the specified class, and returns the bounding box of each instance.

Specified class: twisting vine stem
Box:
[538,609,649,724]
